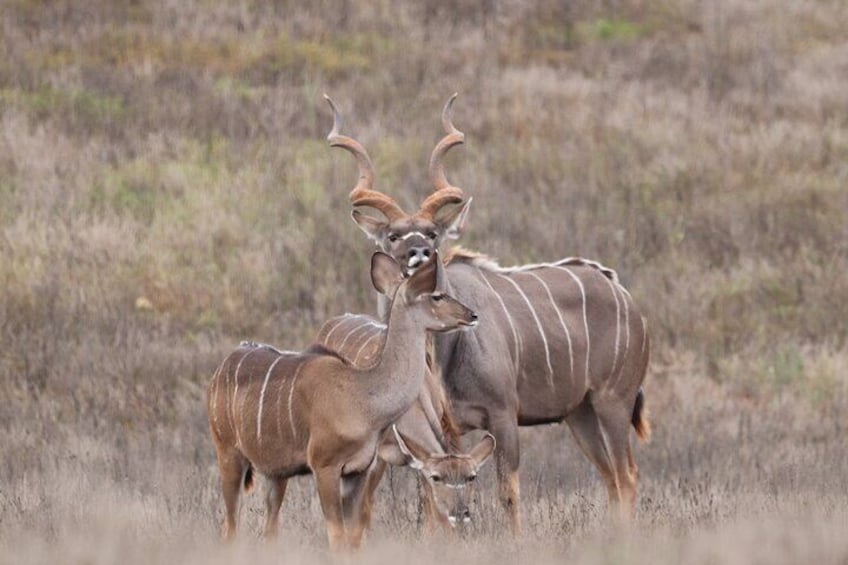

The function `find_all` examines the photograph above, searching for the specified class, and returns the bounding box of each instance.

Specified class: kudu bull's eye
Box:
[388,233,399,242]
[432,293,445,302]
[427,231,437,240]
[467,474,477,483]
[430,474,442,483]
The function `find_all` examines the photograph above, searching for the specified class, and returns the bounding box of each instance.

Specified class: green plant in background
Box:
[590,18,643,41]
[766,345,805,395]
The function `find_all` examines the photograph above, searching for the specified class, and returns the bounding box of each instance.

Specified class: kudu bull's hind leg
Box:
[262,476,289,539]
[566,395,637,522]
[593,398,639,521]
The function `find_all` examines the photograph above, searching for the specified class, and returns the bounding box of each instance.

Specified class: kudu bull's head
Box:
[389,426,495,529]
[324,94,471,275]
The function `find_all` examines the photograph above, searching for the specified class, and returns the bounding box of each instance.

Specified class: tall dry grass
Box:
[1,0,847,563]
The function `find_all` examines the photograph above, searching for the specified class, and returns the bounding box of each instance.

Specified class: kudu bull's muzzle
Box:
[406,245,433,271]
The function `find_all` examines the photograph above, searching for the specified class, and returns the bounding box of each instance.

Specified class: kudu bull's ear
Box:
[391,425,429,470]
[469,432,496,469]
[438,197,472,240]
[351,209,387,242]
[404,252,439,298]
[371,252,404,297]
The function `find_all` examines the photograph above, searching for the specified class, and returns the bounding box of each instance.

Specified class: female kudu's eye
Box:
[427,231,438,240]
[388,233,399,242]
[430,475,442,483]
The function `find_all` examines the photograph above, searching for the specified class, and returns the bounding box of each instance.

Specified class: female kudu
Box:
[315,312,495,531]
[207,253,477,551]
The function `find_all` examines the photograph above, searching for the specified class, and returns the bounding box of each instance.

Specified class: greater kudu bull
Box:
[323,94,651,533]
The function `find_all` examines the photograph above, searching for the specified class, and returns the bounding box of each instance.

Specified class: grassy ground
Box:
[1,0,847,562]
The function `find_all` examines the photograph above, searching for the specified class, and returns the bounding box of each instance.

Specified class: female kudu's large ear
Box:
[370,252,404,297]
[469,432,496,469]
[391,425,430,470]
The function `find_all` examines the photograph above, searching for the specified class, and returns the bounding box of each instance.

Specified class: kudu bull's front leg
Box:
[490,417,522,535]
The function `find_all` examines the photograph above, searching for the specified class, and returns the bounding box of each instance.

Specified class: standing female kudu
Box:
[324,95,651,534]
[315,311,495,531]
[207,253,478,551]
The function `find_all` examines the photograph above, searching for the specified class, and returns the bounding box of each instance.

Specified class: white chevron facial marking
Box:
[400,231,427,240]
[476,270,521,372]
[257,354,286,445]
[523,271,574,383]
[496,274,554,387]
[552,266,590,387]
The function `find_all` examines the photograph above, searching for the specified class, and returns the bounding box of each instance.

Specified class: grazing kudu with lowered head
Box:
[324,95,651,534]
[315,311,494,531]
[207,253,478,551]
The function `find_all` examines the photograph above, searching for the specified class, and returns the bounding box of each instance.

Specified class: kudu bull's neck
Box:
[366,290,430,428]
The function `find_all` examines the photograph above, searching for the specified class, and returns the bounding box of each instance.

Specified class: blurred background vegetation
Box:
[1,1,847,560]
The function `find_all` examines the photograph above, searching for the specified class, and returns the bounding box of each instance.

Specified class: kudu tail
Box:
[632,388,651,442]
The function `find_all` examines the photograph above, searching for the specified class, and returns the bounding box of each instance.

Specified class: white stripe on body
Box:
[354,332,382,366]
[256,354,286,445]
[602,274,622,382]
[612,283,631,388]
[323,315,354,343]
[496,274,554,387]
[640,316,648,355]
[476,270,521,373]
[551,266,590,388]
[338,321,372,350]
[494,257,619,284]
[335,320,384,351]
[232,348,262,449]
[223,356,236,437]
[210,363,222,439]
[288,363,305,441]
[522,271,575,384]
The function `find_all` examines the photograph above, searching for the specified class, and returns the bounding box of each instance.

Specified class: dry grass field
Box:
[1,1,847,563]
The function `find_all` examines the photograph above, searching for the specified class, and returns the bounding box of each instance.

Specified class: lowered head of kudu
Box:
[385,426,495,529]
[324,94,471,275]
